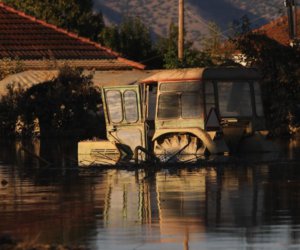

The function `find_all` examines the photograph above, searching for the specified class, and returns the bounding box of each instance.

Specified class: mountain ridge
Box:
[94,0,285,47]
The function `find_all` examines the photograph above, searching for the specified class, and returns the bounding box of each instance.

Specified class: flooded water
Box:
[1,139,300,249]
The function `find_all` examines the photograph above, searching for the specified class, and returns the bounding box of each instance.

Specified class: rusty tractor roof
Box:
[140,67,260,83]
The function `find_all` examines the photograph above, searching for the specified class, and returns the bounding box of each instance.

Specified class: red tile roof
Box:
[256,10,300,46]
[0,3,145,70]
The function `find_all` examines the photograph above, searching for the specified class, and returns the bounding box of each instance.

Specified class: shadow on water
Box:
[0,139,106,246]
[0,139,79,182]
[1,138,300,249]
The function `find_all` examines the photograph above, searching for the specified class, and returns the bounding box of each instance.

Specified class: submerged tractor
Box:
[78,67,268,166]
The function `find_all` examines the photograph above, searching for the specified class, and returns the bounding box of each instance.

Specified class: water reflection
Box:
[1,139,300,249]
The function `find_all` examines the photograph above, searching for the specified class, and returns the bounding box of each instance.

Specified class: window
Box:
[160,82,201,92]
[253,82,264,117]
[205,81,215,114]
[157,81,203,119]
[147,85,157,121]
[124,90,139,123]
[218,81,252,117]
[182,93,202,118]
[106,90,123,123]
[158,93,180,119]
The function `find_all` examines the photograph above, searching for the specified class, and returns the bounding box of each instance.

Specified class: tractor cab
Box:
[78,67,266,166]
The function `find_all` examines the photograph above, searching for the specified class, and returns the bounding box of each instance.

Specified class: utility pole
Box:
[178,0,184,61]
[284,0,298,46]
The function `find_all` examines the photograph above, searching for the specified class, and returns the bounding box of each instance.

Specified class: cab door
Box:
[102,85,147,160]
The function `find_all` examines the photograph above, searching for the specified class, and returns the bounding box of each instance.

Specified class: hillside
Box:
[94,0,284,47]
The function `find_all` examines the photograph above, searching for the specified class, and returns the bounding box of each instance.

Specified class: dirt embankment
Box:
[0,235,88,250]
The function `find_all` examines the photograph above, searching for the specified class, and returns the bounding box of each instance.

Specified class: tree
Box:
[0,59,25,136]
[0,66,105,138]
[0,83,26,137]
[232,32,300,135]
[200,22,236,65]
[230,15,252,38]
[156,23,213,69]
[201,22,222,57]
[99,16,161,68]
[21,66,104,138]
[100,19,215,69]
[3,0,104,41]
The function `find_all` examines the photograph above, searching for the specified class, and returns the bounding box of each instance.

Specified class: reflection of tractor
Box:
[78,67,268,166]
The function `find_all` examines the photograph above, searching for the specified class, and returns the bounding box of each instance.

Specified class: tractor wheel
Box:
[153,133,207,163]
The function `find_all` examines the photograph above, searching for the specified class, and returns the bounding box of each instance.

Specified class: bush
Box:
[0,65,105,139]
[232,32,300,135]
[22,66,104,138]
[0,85,28,139]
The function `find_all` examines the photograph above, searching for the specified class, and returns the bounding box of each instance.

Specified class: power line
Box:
[185,8,228,39]
[138,1,291,64]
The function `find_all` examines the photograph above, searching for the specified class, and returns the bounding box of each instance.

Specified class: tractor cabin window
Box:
[124,90,139,123]
[158,93,180,119]
[158,82,203,119]
[106,90,123,123]
[253,81,264,117]
[106,89,140,124]
[204,81,216,115]
[217,81,252,117]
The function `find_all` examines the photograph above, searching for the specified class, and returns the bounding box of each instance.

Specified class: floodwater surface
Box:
[1,139,300,249]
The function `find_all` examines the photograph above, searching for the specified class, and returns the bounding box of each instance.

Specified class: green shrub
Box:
[21,66,104,138]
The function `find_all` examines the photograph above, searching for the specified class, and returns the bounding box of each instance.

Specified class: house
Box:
[255,9,300,47]
[228,10,300,66]
[0,2,145,71]
[0,2,147,95]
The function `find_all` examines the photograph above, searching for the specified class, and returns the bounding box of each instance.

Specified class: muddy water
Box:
[1,139,300,249]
